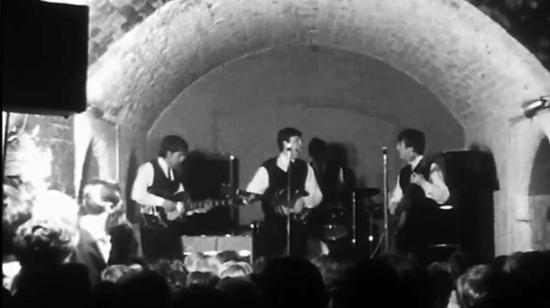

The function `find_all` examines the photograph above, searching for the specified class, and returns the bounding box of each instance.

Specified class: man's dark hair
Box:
[397,129,425,155]
[81,179,121,215]
[158,135,188,157]
[277,127,302,151]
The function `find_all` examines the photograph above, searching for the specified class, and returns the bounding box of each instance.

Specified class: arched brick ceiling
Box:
[87,0,550,131]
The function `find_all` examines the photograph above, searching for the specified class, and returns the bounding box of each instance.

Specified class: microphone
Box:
[286,146,295,163]
[382,146,387,155]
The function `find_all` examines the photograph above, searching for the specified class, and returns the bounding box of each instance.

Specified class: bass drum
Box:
[321,206,348,242]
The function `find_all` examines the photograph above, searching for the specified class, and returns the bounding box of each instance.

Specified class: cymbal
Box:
[354,187,381,198]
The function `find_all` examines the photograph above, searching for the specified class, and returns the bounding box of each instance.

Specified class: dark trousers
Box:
[257,216,308,258]
[395,214,434,266]
[140,222,183,262]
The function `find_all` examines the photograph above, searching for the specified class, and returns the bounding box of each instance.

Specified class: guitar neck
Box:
[185,199,232,211]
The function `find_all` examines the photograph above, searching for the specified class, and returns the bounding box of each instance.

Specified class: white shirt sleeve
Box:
[389,175,403,214]
[303,164,323,208]
[131,162,165,207]
[420,163,450,204]
[390,175,403,205]
[246,167,269,195]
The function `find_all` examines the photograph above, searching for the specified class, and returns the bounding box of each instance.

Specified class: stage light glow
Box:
[440,205,453,210]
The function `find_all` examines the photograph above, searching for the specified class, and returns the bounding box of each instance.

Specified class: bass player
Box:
[245,127,322,258]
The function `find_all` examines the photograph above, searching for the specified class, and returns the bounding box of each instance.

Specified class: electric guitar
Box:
[270,188,311,224]
[140,188,247,229]
[392,154,441,232]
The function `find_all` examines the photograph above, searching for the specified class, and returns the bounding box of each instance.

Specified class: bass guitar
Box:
[232,188,312,224]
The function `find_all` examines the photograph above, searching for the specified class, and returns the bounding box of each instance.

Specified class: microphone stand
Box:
[382,147,389,253]
[286,149,293,257]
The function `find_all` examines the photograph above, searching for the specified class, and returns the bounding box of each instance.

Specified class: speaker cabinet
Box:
[443,151,498,263]
[2,1,88,116]
[181,235,253,261]
[178,151,240,234]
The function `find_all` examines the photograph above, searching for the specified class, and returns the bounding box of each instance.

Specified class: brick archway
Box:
[86,0,550,253]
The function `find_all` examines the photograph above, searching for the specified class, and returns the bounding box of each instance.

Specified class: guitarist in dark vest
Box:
[131,135,205,262]
[246,127,322,258]
[389,128,449,265]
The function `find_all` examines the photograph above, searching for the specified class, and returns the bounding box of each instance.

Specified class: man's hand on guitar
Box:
[389,201,398,215]
[162,199,177,212]
[194,199,214,214]
[291,197,305,214]
[410,172,427,186]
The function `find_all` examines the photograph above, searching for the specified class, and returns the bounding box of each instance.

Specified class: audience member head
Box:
[258,256,328,308]
[13,217,77,269]
[456,264,490,308]
[216,277,263,308]
[80,179,122,216]
[333,258,404,308]
[100,264,143,283]
[117,270,171,308]
[448,250,472,283]
[186,271,220,288]
[219,261,253,278]
[151,258,187,293]
[3,184,33,257]
[428,262,454,308]
[31,190,79,236]
[184,252,221,274]
[173,285,228,308]
[13,262,91,308]
[216,250,241,263]
[310,254,353,297]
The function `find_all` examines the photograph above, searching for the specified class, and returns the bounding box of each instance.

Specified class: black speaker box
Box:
[443,151,498,263]
[2,0,88,116]
[178,151,240,234]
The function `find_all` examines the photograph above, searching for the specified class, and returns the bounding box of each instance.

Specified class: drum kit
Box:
[317,187,382,252]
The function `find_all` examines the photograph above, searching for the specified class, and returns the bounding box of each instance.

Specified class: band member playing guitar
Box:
[389,129,449,265]
[245,127,322,258]
[131,135,213,262]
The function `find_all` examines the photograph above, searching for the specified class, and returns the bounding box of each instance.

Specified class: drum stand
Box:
[382,147,390,253]
[351,191,357,248]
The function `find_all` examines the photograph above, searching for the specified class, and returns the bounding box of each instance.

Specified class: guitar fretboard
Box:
[184,199,234,211]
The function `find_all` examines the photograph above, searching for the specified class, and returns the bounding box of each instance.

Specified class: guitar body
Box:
[141,188,245,229]
[270,188,310,224]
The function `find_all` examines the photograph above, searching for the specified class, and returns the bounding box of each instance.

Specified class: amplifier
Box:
[181,235,253,260]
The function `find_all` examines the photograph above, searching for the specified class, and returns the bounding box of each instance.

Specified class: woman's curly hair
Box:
[13,217,77,268]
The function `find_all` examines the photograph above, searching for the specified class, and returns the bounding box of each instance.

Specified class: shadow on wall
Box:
[528,137,550,250]
[326,142,357,189]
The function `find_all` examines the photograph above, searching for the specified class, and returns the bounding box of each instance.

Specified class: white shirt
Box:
[246,152,323,208]
[389,155,449,208]
[78,213,111,263]
[131,157,184,207]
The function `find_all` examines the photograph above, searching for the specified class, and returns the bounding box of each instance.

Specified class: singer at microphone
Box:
[244,127,323,258]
